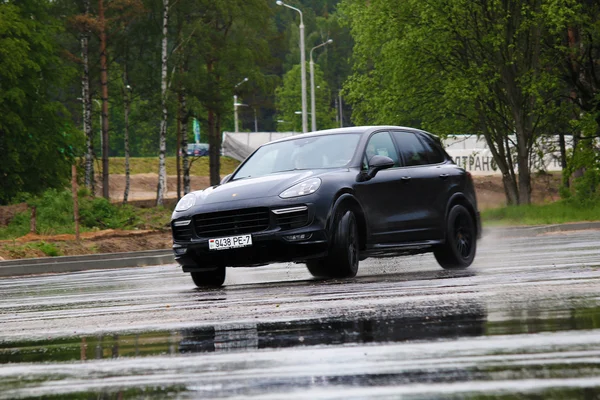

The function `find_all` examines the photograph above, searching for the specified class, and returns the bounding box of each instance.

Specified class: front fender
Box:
[326,192,370,246]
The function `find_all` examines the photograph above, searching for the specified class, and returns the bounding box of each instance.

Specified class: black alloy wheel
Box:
[306,209,359,278]
[434,204,476,269]
[190,266,226,288]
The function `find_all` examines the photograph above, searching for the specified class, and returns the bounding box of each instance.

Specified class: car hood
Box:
[190,169,337,206]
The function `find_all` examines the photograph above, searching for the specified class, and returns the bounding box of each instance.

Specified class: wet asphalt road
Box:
[2,230,600,399]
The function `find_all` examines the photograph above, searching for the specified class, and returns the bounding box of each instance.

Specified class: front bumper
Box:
[171,200,330,270]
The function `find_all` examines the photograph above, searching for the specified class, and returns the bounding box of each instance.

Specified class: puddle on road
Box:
[0,309,485,364]
[3,304,600,364]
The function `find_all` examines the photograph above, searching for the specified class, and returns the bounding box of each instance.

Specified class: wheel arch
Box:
[327,191,368,250]
[445,193,479,238]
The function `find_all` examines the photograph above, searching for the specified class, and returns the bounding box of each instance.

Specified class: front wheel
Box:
[190,266,226,288]
[434,204,476,269]
[306,209,359,278]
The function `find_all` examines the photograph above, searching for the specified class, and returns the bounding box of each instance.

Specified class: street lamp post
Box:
[276,1,307,133]
[310,39,333,132]
[234,77,248,133]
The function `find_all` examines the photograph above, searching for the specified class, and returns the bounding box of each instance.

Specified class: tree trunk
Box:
[123,68,131,204]
[176,91,182,200]
[559,132,569,188]
[181,94,190,194]
[98,0,110,200]
[81,0,94,195]
[156,0,169,206]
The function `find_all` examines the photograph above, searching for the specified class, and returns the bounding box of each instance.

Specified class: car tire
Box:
[190,266,226,288]
[434,204,476,269]
[306,209,359,278]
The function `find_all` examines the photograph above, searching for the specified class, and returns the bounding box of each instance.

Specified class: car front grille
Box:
[274,208,310,230]
[193,208,270,237]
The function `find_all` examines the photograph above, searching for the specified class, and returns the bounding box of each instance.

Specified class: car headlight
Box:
[280,178,322,199]
[175,193,197,211]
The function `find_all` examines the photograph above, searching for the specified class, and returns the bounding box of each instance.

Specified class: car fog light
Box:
[283,233,312,242]
[174,248,187,255]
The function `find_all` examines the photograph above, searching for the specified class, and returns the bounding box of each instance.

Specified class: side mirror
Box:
[358,155,394,181]
[220,174,232,185]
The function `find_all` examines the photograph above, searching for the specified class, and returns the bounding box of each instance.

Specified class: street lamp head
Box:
[235,77,249,88]
[276,1,283,5]
[126,85,132,90]
[327,39,333,44]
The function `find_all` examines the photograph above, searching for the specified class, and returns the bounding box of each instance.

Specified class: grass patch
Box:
[482,200,600,226]
[109,156,240,175]
[0,241,63,258]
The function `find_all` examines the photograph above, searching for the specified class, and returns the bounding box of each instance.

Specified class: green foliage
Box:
[36,242,61,257]
[275,63,336,132]
[0,1,83,205]
[570,169,600,207]
[0,189,170,239]
[561,113,600,206]
[79,197,143,229]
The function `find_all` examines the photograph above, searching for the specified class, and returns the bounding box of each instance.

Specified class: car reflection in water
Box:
[178,302,487,354]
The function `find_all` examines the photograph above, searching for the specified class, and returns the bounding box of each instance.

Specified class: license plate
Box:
[209,234,252,251]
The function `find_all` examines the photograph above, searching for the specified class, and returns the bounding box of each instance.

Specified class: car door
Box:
[354,131,410,244]
[390,130,449,241]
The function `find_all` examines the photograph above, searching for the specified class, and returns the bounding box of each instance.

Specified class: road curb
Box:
[0,249,175,278]
[485,221,600,238]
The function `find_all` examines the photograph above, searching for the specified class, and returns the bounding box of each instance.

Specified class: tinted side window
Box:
[365,132,400,168]
[392,131,429,166]
[418,134,446,164]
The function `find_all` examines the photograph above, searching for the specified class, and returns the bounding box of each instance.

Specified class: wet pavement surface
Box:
[1,230,600,399]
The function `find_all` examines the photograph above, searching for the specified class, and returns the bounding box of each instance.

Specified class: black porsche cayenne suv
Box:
[171,126,481,288]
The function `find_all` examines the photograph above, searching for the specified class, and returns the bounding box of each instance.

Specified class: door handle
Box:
[439,174,449,180]
[401,176,411,182]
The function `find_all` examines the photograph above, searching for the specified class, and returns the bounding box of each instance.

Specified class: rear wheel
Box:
[434,204,476,269]
[306,209,359,278]
[190,266,226,288]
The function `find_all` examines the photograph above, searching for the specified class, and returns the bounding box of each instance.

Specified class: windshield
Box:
[232,133,360,180]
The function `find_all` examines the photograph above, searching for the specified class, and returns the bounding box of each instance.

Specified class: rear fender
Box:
[444,193,479,238]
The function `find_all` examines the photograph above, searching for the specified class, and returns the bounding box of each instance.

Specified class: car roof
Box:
[264,125,426,146]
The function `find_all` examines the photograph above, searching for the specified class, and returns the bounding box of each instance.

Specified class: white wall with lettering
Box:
[223,132,570,176]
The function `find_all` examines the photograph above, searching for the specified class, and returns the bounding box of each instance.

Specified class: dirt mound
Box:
[96,174,212,202]
[0,230,171,260]
[473,173,561,209]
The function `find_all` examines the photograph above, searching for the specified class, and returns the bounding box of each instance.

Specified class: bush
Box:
[0,189,144,238]
[36,241,61,257]
[567,169,600,208]
[79,197,140,229]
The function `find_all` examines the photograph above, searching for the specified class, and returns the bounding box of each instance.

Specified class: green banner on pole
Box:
[193,118,200,144]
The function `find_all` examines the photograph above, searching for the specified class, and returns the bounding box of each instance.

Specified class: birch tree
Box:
[80,0,95,194]
[156,0,169,206]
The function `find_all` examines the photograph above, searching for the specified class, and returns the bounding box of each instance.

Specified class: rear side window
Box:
[417,133,446,164]
[392,131,430,166]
